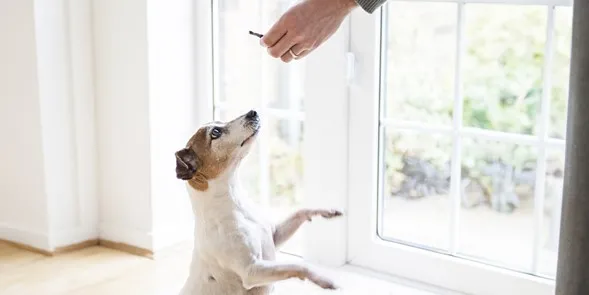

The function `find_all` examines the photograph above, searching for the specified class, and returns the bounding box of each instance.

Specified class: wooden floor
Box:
[0,240,452,295]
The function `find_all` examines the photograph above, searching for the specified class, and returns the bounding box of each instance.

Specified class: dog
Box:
[175,110,343,295]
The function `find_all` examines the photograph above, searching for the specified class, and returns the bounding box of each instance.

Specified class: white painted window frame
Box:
[348,0,570,294]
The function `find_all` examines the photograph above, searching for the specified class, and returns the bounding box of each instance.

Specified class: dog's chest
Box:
[196,209,276,261]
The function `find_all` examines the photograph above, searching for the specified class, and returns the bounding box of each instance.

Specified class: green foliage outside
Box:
[382,4,572,211]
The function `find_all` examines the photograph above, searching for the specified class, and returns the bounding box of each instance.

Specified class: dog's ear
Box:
[175,148,200,180]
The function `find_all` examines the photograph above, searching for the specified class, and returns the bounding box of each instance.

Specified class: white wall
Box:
[0,0,98,251]
[0,0,51,250]
[0,0,197,253]
[93,0,198,252]
[146,0,197,251]
[34,0,98,248]
[93,0,155,250]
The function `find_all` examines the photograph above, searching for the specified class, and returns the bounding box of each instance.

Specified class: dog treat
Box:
[249,30,263,38]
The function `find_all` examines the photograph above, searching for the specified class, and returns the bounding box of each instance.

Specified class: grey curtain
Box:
[555,0,589,294]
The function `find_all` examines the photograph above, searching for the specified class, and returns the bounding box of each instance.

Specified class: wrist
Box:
[315,0,357,11]
[340,0,359,11]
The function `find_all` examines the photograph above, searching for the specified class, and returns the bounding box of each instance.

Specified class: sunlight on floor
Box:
[0,240,459,295]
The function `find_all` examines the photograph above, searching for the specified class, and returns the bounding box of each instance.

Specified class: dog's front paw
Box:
[300,209,344,222]
[318,209,343,219]
[307,209,343,221]
[308,274,338,290]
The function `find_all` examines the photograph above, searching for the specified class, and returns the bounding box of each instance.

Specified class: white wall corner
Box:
[93,0,201,253]
[33,0,99,249]
[2,0,199,253]
[99,222,154,251]
[0,0,53,252]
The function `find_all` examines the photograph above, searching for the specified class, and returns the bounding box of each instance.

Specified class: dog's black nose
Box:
[246,110,258,119]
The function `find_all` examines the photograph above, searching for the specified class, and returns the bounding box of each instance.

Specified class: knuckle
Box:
[292,32,304,42]
[268,48,281,58]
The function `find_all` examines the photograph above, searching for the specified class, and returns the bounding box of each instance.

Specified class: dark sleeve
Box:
[354,0,387,13]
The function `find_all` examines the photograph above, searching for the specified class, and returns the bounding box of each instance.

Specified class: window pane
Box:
[217,0,304,111]
[267,118,305,255]
[550,7,573,139]
[381,130,452,250]
[539,149,565,277]
[463,5,547,135]
[459,138,537,271]
[268,118,304,208]
[384,2,457,125]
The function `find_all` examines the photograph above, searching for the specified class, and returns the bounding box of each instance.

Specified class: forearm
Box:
[273,209,342,248]
[354,0,387,13]
[273,211,308,248]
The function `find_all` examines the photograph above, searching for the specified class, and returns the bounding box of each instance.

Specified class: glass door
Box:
[347,1,572,294]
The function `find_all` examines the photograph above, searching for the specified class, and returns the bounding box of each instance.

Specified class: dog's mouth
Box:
[241,129,259,147]
[241,110,260,147]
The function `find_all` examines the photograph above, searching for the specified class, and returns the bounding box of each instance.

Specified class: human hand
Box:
[260,0,358,63]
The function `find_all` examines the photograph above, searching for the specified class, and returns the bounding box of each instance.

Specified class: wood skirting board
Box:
[99,240,154,258]
[0,238,153,258]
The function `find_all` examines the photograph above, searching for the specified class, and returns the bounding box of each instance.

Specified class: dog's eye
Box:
[210,127,222,139]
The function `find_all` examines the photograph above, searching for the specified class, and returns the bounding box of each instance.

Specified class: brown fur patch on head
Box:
[175,126,235,191]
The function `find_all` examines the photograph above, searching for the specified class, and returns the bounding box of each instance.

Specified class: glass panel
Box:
[267,118,305,255]
[463,5,547,135]
[381,130,452,250]
[217,0,304,111]
[539,149,565,277]
[384,2,457,125]
[459,138,537,271]
[550,7,573,139]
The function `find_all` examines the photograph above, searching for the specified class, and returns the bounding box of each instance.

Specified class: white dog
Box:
[176,110,342,295]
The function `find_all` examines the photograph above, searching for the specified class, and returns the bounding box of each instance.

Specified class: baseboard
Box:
[0,239,53,256]
[54,226,99,249]
[0,238,99,256]
[0,223,51,252]
[0,237,151,258]
[99,222,154,252]
[98,239,153,258]
[54,239,99,254]
[1,223,184,259]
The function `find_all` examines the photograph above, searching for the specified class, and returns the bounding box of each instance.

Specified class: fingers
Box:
[279,43,309,63]
[260,19,287,48]
[267,32,300,61]
[291,47,314,60]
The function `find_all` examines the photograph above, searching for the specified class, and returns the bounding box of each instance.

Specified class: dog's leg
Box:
[239,260,336,290]
[273,209,342,248]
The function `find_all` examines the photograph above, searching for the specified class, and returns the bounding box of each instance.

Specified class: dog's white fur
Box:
[177,111,341,295]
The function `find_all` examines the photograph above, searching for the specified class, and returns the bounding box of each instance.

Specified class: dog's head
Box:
[175,110,260,190]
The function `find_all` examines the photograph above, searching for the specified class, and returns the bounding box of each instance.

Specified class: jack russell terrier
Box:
[175,110,342,295]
